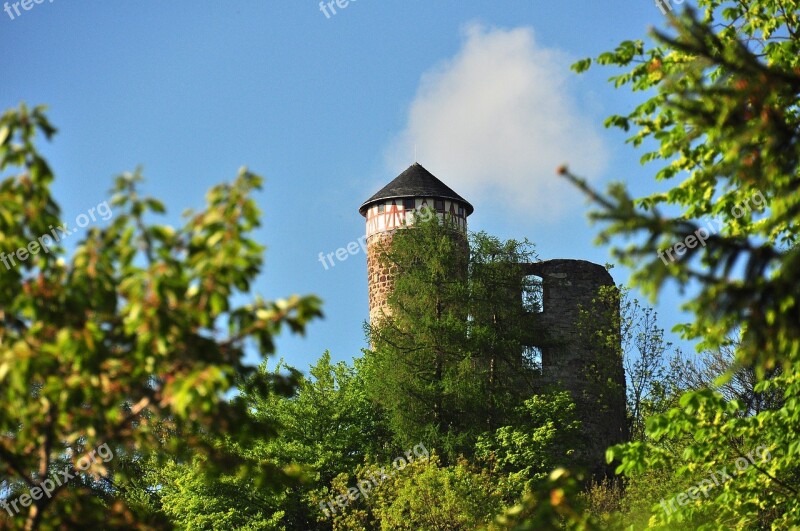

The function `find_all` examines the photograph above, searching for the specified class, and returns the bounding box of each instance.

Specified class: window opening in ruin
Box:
[522,345,542,372]
[522,275,543,313]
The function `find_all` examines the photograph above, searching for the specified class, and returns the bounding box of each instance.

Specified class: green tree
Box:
[365,214,473,460]
[247,352,391,528]
[468,232,540,433]
[135,352,390,530]
[365,215,540,461]
[486,468,599,531]
[565,1,800,527]
[0,104,321,529]
[326,453,503,531]
[146,454,288,530]
[474,390,585,503]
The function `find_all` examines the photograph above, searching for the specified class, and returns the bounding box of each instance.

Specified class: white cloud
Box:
[386,24,609,223]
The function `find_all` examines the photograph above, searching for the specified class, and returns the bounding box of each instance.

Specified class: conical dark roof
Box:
[359,163,474,216]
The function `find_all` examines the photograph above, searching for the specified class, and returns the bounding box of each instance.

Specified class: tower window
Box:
[522,346,542,372]
[403,198,415,210]
[434,199,445,211]
[458,206,465,217]
[522,275,543,313]
[378,204,385,213]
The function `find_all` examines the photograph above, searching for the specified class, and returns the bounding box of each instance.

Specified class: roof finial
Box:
[414,144,417,163]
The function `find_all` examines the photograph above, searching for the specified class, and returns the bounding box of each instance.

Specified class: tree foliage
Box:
[0,103,321,529]
[616,289,682,442]
[325,453,503,531]
[125,351,390,530]
[475,391,584,502]
[365,215,540,462]
[364,214,472,460]
[566,1,800,527]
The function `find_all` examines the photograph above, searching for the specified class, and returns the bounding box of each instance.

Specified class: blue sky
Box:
[1,1,695,371]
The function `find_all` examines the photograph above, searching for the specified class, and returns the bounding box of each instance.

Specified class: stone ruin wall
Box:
[523,259,628,477]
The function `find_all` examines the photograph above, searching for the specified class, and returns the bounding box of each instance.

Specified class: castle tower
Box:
[359,163,473,324]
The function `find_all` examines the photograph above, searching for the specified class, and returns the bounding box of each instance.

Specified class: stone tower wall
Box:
[522,259,628,477]
[366,232,398,324]
[366,225,469,324]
